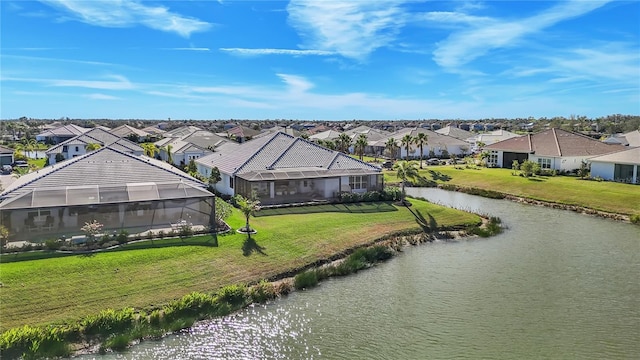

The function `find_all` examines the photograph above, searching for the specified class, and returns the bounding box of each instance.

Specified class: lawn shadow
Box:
[428,170,452,182]
[242,234,267,257]
[527,177,546,182]
[404,205,437,233]
[256,201,398,217]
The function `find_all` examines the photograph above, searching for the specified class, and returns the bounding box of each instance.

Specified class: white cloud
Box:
[219,48,336,56]
[286,0,409,60]
[165,47,211,52]
[39,0,212,37]
[85,93,119,100]
[432,0,612,69]
[277,73,314,93]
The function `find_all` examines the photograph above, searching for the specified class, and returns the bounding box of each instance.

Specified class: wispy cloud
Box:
[164,48,211,52]
[4,74,135,90]
[286,0,409,60]
[219,48,336,56]
[432,0,612,69]
[39,0,212,37]
[85,93,119,100]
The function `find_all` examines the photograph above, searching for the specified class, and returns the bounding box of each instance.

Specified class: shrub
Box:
[0,325,71,359]
[249,280,277,303]
[382,186,402,201]
[101,333,131,352]
[217,284,247,306]
[44,239,61,251]
[116,230,129,244]
[294,270,319,290]
[631,214,640,225]
[275,281,293,296]
[81,308,135,336]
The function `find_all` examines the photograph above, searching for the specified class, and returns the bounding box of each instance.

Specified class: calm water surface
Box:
[81,188,640,360]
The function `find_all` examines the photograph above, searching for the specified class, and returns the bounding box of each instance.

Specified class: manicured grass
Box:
[0,200,479,332]
[384,166,640,215]
[27,158,47,169]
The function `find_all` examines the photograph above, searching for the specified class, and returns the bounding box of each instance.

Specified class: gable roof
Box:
[467,130,521,143]
[344,126,390,142]
[622,130,640,147]
[163,126,202,138]
[485,128,625,157]
[0,147,210,210]
[0,145,13,154]
[196,131,380,176]
[46,128,143,155]
[309,129,342,141]
[226,125,261,139]
[588,147,640,165]
[372,127,468,147]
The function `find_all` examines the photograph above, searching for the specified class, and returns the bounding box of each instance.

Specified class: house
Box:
[602,130,640,147]
[110,124,152,142]
[35,124,89,144]
[196,132,383,205]
[589,147,640,184]
[0,145,14,166]
[466,130,521,152]
[309,129,342,143]
[484,128,625,171]
[162,125,202,138]
[435,125,474,140]
[46,128,143,165]
[0,147,215,242]
[154,130,228,166]
[225,125,261,143]
[373,127,470,159]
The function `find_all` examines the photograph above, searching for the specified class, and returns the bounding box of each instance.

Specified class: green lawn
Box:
[385,166,640,215]
[0,200,479,332]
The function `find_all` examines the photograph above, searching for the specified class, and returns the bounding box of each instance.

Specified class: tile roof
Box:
[372,127,468,147]
[435,126,474,140]
[309,129,342,141]
[163,126,202,138]
[0,146,209,209]
[46,128,143,154]
[588,147,640,165]
[0,145,13,154]
[110,124,151,138]
[344,126,390,142]
[622,130,640,147]
[36,124,89,138]
[196,131,380,175]
[485,128,625,157]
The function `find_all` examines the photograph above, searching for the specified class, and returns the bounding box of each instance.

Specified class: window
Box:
[538,158,551,169]
[75,146,79,152]
[229,177,234,189]
[62,146,68,152]
[487,151,498,166]
[349,175,368,190]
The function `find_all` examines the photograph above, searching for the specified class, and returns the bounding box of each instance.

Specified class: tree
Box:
[234,194,261,233]
[385,138,399,159]
[392,160,420,205]
[86,143,101,152]
[141,142,159,158]
[163,144,174,164]
[21,138,37,159]
[337,133,352,154]
[208,166,221,191]
[81,219,103,246]
[187,158,197,174]
[354,134,368,160]
[414,132,428,168]
[0,225,9,248]
[401,134,413,160]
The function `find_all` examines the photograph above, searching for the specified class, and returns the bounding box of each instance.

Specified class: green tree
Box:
[234,195,261,233]
[401,134,413,160]
[208,166,222,191]
[354,134,368,160]
[187,158,197,174]
[337,133,352,154]
[141,142,159,158]
[86,143,101,152]
[21,138,37,159]
[385,137,399,159]
[520,160,539,177]
[0,225,9,247]
[414,132,428,168]
[163,144,174,165]
[392,160,420,205]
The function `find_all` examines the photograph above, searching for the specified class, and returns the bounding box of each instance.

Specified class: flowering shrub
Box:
[81,220,104,241]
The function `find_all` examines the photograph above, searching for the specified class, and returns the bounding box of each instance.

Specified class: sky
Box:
[1,0,639,121]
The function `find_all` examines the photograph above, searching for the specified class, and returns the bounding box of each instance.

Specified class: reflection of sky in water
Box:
[89,301,321,360]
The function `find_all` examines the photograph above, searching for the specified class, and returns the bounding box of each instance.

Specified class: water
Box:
[80,188,640,359]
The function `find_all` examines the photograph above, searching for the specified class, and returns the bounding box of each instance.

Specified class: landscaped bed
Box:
[384,165,640,216]
[0,199,480,334]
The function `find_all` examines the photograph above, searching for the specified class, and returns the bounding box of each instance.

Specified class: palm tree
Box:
[141,142,159,158]
[401,134,414,160]
[234,194,261,233]
[22,138,37,159]
[385,138,399,159]
[392,160,420,205]
[86,143,101,152]
[414,132,428,169]
[354,134,368,160]
[337,133,352,154]
[162,144,174,164]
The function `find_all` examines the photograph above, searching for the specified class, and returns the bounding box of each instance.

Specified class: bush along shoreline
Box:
[434,184,636,223]
[0,215,501,359]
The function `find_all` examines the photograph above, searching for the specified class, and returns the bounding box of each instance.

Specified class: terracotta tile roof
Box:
[486,128,625,157]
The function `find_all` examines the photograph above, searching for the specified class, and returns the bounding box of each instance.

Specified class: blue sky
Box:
[1,0,639,120]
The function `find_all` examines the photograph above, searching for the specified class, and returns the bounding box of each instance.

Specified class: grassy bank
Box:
[0,200,479,332]
[385,166,640,216]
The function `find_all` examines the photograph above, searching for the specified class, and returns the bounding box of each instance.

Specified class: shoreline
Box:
[432,184,631,222]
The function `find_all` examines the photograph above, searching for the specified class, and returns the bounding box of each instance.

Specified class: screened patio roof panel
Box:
[236,168,381,181]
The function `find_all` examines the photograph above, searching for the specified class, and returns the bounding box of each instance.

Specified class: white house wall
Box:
[590,162,615,180]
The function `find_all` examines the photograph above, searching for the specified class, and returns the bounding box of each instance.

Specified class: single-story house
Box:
[224,125,261,143]
[0,145,14,166]
[196,132,383,205]
[372,127,470,159]
[309,129,343,143]
[46,128,143,165]
[484,128,626,171]
[154,132,218,166]
[0,147,215,242]
[466,130,521,152]
[162,126,203,138]
[110,124,153,142]
[589,147,640,184]
[434,125,474,141]
[35,124,89,144]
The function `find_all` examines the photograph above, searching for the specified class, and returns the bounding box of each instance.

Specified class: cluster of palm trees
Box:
[384,132,429,168]
[13,138,48,159]
[315,133,368,160]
